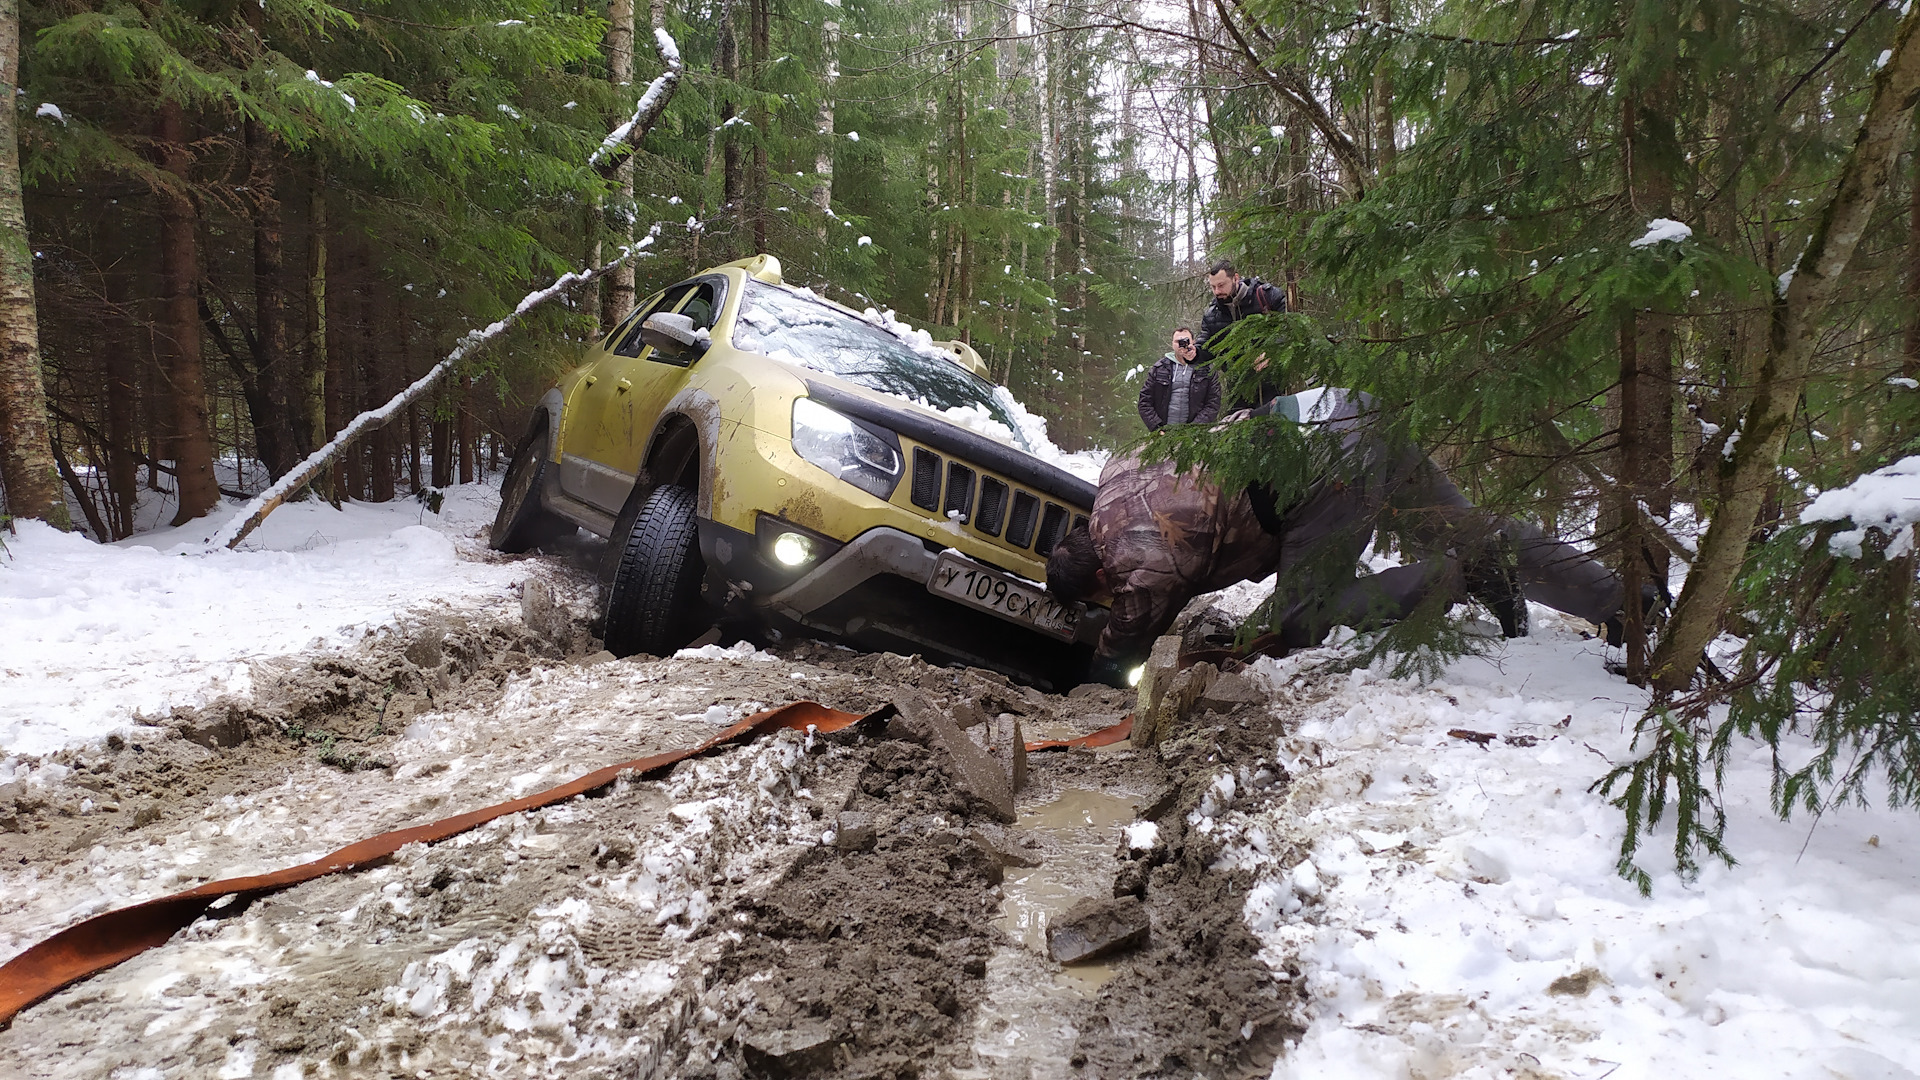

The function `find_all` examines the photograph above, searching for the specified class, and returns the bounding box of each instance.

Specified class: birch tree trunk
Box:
[1651,4,1920,693]
[603,0,636,330]
[0,0,68,527]
[813,1,839,242]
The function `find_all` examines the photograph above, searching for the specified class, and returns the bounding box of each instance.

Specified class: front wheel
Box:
[603,484,711,657]
[490,423,573,553]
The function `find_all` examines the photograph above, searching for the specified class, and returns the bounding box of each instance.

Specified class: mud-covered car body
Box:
[493,254,1104,687]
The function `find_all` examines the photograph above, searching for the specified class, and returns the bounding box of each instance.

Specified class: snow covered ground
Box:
[1219,609,1920,1079]
[0,486,530,759]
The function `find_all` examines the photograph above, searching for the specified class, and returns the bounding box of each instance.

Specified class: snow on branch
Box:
[589,28,685,170]
[206,233,662,552]
[1800,454,1920,558]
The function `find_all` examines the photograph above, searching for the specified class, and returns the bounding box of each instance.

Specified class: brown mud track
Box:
[1,564,1314,1079]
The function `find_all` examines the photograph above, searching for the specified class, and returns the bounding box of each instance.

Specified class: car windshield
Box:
[732,281,1030,450]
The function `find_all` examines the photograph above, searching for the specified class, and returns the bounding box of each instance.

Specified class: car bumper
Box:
[697,518,1105,688]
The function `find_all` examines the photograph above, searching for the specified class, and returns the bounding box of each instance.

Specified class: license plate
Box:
[927,552,1081,642]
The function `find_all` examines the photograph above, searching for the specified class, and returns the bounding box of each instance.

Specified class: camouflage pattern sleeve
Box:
[1098,538,1188,663]
[1085,442,1287,663]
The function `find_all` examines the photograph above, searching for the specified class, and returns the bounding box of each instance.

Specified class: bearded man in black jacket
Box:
[1198,259,1289,411]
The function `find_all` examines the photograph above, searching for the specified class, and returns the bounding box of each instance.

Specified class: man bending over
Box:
[1048,388,1640,684]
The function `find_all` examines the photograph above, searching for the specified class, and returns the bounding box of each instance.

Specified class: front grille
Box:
[1035,503,1069,556]
[910,449,942,510]
[944,463,975,521]
[1007,492,1039,547]
[899,440,1083,557]
[975,478,1009,536]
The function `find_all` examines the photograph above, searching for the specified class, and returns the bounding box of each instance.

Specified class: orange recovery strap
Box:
[1023,714,1132,751]
[0,700,878,1028]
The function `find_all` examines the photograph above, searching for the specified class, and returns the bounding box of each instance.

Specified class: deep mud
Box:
[1073,709,1307,1079]
[2,557,1322,1079]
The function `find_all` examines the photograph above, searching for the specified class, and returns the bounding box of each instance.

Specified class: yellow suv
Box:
[491,254,1105,689]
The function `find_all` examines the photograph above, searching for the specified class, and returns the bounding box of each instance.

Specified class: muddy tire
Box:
[491,424,573,553]
[603,483,710,657]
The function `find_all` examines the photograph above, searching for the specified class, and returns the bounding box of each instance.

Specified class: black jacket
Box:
[1197,275,1289,411]
[1137,352,1222,430]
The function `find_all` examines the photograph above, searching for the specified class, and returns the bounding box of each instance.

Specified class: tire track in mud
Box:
[2,573,1322,1079]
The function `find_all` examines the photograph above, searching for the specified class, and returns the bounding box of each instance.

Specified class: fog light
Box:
[1127,665,1144,688]
[772,531,815,567]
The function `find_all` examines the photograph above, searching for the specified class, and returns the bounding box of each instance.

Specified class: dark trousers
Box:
[1266,445,1623,649]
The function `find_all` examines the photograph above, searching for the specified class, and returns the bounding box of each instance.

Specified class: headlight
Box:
[791,397,902,498]
[771,531,816,566]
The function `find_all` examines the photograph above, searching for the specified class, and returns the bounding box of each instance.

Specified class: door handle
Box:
[616,379,632,392]
[584,375,597,386]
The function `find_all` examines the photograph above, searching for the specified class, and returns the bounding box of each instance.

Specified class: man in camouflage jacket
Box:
[1048,388,1629,677]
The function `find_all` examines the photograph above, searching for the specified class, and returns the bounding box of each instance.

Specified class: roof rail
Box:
[933,339,989,378]
[716,253,783,284]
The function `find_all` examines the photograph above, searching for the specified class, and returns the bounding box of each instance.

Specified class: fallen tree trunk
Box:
[207,232,660,551]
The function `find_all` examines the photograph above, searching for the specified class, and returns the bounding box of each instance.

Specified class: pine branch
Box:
[1652,0,1920,694]
[201,25,693,551]
[1532,410,1696,565]
[1209,0,1371,196]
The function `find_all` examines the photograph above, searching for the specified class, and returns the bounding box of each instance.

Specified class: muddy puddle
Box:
[997,787,1138,984]
[970,771,1155,1074]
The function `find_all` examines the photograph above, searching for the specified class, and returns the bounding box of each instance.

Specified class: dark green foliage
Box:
[1200,0,1920,889]
[1594,704,1733,895]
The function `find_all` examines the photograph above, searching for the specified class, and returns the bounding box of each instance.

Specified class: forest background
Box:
[2,0,1920,884]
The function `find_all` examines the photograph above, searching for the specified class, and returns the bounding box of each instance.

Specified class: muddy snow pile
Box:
[0,485,529,757]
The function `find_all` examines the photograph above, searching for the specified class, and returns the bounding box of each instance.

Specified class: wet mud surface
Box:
[1,560,1322,1078]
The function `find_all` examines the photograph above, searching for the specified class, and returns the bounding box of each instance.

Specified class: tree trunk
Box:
[246,120,298,478]
[602,0,637,330]
[307,178,331,498]
[0,0,69,527]
[102,229,140,537]
[407,401,423,492]
[1652,5,1920,693]
[1616,314,1648,683]
[156,102,221,525]
[720,0,743,241]
[431,389,453,489]
[243,3,298,480]
[1040,0,1058,334]
[814,3,840,242]
[1369,0,1395,174]
[749,0,770,253]
[1906,138,1920,383]
[458,393,476,484]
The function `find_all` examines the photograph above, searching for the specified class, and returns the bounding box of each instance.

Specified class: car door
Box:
[559,276,728,513]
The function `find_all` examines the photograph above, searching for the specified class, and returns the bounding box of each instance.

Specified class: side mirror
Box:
[640,312,709,359]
